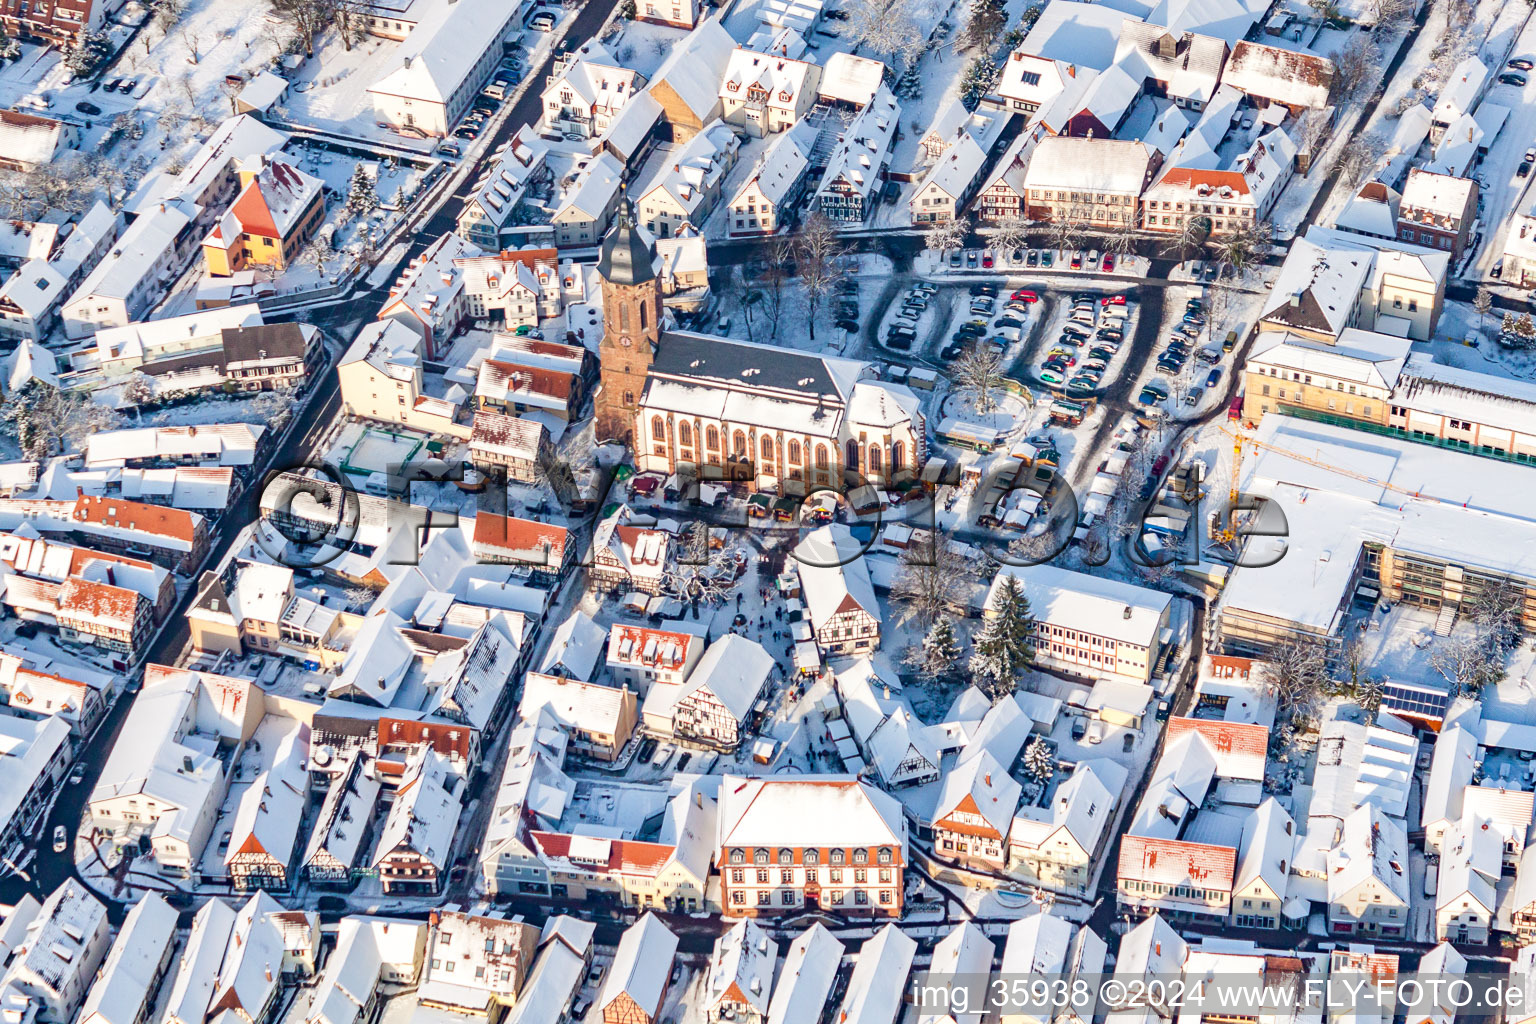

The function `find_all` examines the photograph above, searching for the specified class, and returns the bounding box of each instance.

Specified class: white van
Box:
[529,10,556,30]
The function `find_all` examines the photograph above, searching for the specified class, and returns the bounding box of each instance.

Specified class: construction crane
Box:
[1215,423,1445,505]
[1212,427,1246,546]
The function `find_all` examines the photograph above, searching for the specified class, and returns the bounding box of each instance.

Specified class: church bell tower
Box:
[594,196,663,445]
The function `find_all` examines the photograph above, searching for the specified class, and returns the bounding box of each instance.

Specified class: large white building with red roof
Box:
[716,774,907,917]
[606,622,705,696]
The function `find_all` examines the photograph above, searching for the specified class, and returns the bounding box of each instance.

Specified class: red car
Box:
[1100,294,1127,305]
[1102,253,1116,272]
[1152,454,1169,475]
[1011,289,1040,302]
[982,252,995,268]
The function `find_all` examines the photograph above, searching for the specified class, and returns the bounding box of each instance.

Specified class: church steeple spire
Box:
[594,191,664,445]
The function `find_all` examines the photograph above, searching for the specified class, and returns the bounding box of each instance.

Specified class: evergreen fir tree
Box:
[346,164,379,218]
[919,618,962,680]
[968,574,1035,700]
[1023,737,1055,781]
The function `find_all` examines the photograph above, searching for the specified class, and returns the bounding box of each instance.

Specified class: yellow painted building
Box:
[202,156,326,277]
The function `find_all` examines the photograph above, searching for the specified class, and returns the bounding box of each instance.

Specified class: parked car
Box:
[1011,289,1039,302]
[1205,367,1223,388]
[1041,250,1054,268]
[970,282,997,296]
[1070,251,1084,269]
[1026,250,1040,267]
[53,827,66,853]
[68,764,85,785]
[949,250,964,267]
[1086,249,1100,267]
[1039,368,1066,385]
[105,78,124,92]
[1089,346,1118,362]
[996,316,1024,330]
[982,251,995,268]
[1102,253,1116,272]
[1138,382,1169,405]
[75,101,101,115]
[966,250,979,267]
[1500,72,1528,86]
[836,318,858,331]
[1512,58,1536,71]
[1184,386,1205,406]
[1525,162,1535,179]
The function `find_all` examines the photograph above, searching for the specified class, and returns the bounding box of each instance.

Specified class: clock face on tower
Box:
[619,335,633,347]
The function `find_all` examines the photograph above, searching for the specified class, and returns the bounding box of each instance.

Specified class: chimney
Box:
[985,772,992,787]
[183,755,194,771]
[696,791,703,808]
[1123,605,1133,619]
[264,966,273,983]
[1289,293,1301,308]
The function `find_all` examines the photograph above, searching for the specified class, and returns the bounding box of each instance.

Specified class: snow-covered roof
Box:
[1400,167,1475,218]
[1335,181,1402,239]
[1245,327,1411,391]
[913,132,987,203]
[1024,0,1141,69]
[921,923,993,1024]
[466,127,550,229]
[733,122,814,209]
[1223,41,1335,109]
[557,152,626,221]
[543,44,646,119]
[373,751,459,871]
[369,0,523,104]
[650,18,738,123]
[720,47,820,109]
[636,122,739,217]
[1328,803,1409,903]
[598,913,677,1021]
[1023,136,1154,194]
[1259,233,1374,336]
[708,919,778,1016]
[935,749,1020,838]
[519,671,633,738]
[66,201,195,306]
[766,924,842,1024]
[986,562,1169,647]
[835,925,916,1024]
[1311,715,1417,823]
[0,109,71,169]
[538,609,607,680]
[1432,56,1488,124]
[1234,797,1294,898]
[225,716,308,874]
[816,84,900,202]
[717,774,906,853]
[818,51,885,106]
[1115,24,1228,104]
[794,524,881,631]
[77,892,175,1024]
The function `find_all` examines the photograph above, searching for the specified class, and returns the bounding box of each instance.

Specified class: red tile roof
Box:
[71,494,200,544]
[531,831,676,875]
[472,512,568,561]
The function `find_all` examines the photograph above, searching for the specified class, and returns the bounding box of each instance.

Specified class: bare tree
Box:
[1294,107,1333,163]
[1159,216,1209,260]
[925,218,967,253]
[1331,34,1383,101]
[952,341,1006,414]
[1474,287,1494,338]
[1211,220,1271,276]
[991,216,1028,252]
[1269,636,1329,723]
[793,212,849,343]
[180,26,204,63]
[334,0,368,50]
[847,0,925,69]
[890,532,971,626]
[269,0,337,57]
[759,236,795,341]
[1049,211,1088,253]
[219,76,243,114]
[1335,131,1388,192]
[1370,0,1414,28]
[1105,221,1139,257]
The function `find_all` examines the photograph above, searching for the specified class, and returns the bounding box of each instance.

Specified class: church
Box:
[593,199,926,492]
